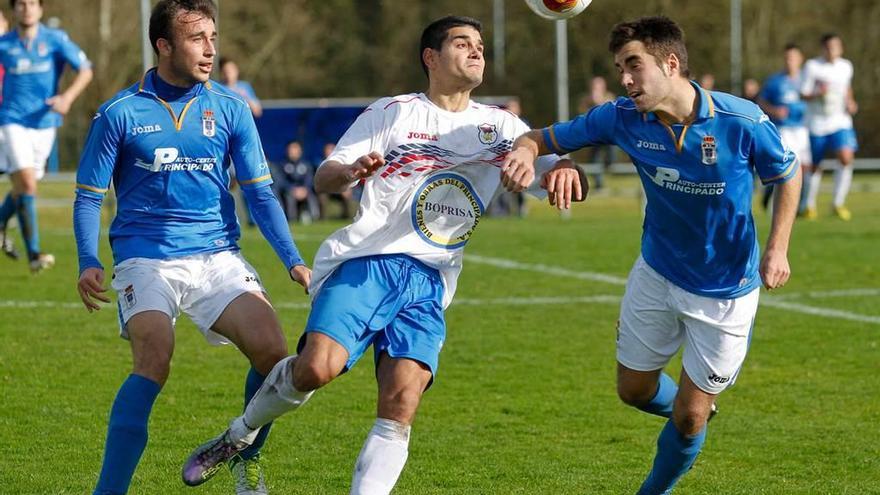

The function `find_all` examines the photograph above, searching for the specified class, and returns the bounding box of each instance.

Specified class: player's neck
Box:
[654,79,697,124]
[425,87,472,113]
[155,64,199,91]
[16,22,39,40]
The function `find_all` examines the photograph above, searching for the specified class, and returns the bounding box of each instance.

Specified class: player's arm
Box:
[846,86,858,115]
[757,95,787,122]
[314,153,384,194]
[48,34,93,115]
[752,118,801,290]
[74,108,119,312]
[539,157,588,210]
[230,102,310,290]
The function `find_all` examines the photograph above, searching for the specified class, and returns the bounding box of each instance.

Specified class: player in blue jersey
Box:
[0,0,92,271]
[502,16,800,494]
[758,43,812,213]
[73,1,309,494]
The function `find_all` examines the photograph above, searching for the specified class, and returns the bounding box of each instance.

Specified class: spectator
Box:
[698,73,715,90]
[274,140,319,224]
[219,57,262,117]
[577,76,616,190]
[743,78,761,103]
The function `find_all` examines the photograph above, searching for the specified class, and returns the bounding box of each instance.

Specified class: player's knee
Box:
[378,387,422,424]
[292,358,337,392]
[250,341,288,376]
[133,356,171,386]
[617,383,653,408]
[673,409,708,436]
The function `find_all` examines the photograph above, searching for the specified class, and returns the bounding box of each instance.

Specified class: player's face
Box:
[823,37,843,60]
[433,26,485,89]
[166,12,217,85]
[221,61,239,83]
[13,0,43,28]
[614,41,675,113]
[784,48,803,73]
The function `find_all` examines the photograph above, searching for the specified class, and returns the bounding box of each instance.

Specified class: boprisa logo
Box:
[130,124,163,136]
[636,139,666,151]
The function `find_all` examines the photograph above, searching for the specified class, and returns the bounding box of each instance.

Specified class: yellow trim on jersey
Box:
[239,174,271,185]
[77,184,109,194]
[761,159,798,184]
[657,120,690,154]
[546,126,562,153]
[703,87,715,118]
[154,96,199,131]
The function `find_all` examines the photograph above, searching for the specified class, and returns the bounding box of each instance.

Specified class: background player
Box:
[758,43,811,212]
[73,1,309,493]
[502,16,800,495]
[0,0,92,271]
[181,15,585,495]
[800,33,858,220]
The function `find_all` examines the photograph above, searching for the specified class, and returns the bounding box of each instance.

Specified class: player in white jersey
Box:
[800,33,858,220]
[181,15,585,495]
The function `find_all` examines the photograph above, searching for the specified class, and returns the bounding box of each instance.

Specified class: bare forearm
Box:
[512,129,552,157]
[766,169,802,253]
[314,161,355,194]
[62,68,93,103]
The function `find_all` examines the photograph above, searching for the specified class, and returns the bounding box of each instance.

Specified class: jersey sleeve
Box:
[759,76,776,104]
[75,109,122,199]
[321,98,392,169]
[751,116,799,185]
[800,60,818,96]
[542,101,617,155]
[56,31,91,71]
[230,100,272,190]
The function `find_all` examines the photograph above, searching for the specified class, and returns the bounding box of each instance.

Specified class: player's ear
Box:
[157,38,173,58]
[422,47,438,73]
[665,53,680,78]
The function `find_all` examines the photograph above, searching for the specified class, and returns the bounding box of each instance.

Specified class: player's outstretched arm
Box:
[760,167,802,290]
[502,130,552,193]
[540,158,588,210]
[47,67,93,116]
[314,152,384,194]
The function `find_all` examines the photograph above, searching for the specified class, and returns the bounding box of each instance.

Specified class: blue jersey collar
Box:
[644,80,715,123]
[137,68,213,98]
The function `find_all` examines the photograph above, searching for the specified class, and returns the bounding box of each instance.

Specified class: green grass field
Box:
[1,174,879,494]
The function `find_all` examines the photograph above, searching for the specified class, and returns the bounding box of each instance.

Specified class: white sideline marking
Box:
[465,253,880,326]
[774,288,880,300]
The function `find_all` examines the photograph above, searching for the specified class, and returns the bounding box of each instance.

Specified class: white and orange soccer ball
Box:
[524,0,592,20]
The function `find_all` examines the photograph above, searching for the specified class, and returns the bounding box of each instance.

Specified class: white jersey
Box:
[800,57,854,136]
[310,93,554,307]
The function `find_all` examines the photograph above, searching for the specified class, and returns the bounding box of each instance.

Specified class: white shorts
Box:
[0,124,56,180]
[111,250,267,345]
[616,256,759,395]
[779,126,812,166]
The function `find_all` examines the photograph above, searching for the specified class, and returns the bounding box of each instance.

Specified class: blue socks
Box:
[0,192,15,226]
[638,372,677,418]
[15,194,40,258]
[94,374,161,495]
[637,420,707,495]
[239,367,274,460]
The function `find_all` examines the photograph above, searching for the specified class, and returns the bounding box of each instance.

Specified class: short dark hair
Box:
[820,32,840,46]
[419,15,482,77]
[10,0,43,9]
[608,16,690,78]
[149,0,217,55]
[783,42,801,52]
[218,57,233,69]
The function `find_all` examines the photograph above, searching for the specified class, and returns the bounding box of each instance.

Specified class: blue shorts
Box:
[298,254,446,378]
[810,128,858,163]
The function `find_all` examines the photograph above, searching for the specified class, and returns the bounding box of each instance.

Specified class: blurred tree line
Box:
[24,0,880,169]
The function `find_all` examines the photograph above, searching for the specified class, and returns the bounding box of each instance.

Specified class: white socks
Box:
[350,418,411,495]
[832,165,853,207]
[806,169,823,209]
[228,355,314,444]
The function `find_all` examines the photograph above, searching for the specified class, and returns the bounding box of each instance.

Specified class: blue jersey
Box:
[759,71,806,128]
[227,80,259,106]
[0,24,90,128]
[544,82,798,298]
[75,69,274,265]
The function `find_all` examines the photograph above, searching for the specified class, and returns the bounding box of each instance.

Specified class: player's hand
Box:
[541,159,587,210]
[46,94,73,115]
[289,264,312,295]
[847,99,858,115]
[347,152,384,182]
[759,249,790,291]
[77,267,110,312]
[501,147,536,193]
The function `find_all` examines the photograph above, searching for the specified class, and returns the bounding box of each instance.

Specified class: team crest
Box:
[37,42,48,57]
[122,285,137,310]
[202,109,216,137]
[701,135,717,165]
[478,123,498,145]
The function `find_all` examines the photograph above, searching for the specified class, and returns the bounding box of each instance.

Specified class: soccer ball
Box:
[524,0,592,20]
